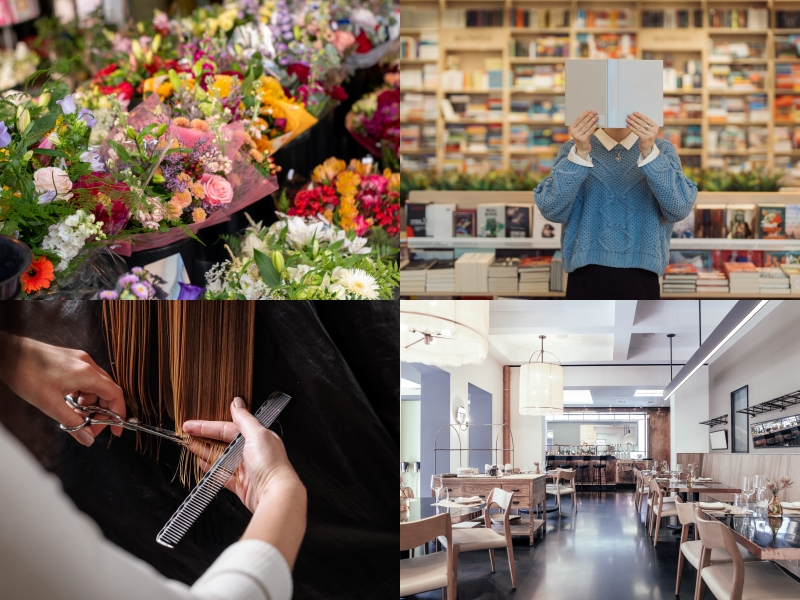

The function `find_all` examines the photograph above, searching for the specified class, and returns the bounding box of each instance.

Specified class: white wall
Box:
[670,366,710,465]
[508,367,547,470]
[709,301,800,454]
[400,400,421,493]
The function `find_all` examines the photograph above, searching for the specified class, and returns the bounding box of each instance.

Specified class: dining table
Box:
[400,498,487,558]
[655,478,741,502]
[700,501,800,561]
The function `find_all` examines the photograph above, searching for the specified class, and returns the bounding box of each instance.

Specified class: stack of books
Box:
[757,267,790,294]
[780,264,800,293]
[401,259,437,293]
[696,270,729,293]
[488,258,520,292]
[663,263,698,293]
[518,256,553,293]
[550,251,567,292]
[426,260,456,293]
[455,252,496,292]
[723,261,760,294]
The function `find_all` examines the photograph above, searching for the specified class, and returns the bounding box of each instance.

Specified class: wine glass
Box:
[741,476,754,506]
[754,475,767,507]
[431,475,443,503]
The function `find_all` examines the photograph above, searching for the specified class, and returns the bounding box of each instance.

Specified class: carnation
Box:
[41,209,105,271]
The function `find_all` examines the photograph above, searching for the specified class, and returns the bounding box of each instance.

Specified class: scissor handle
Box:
[60,394,125,432]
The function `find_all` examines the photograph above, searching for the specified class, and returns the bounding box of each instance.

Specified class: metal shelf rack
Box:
[737,391,800,417]
[700,415,729,427]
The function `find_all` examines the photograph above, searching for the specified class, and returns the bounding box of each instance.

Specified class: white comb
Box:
[156,391,291,548]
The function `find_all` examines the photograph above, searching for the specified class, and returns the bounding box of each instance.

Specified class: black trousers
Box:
[566,264,660,299]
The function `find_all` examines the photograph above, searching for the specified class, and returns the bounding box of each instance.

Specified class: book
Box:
[453,209,477,238]
[488,257,520,277]
[695,205,727,238]
[697,270,729,286]
[565,59,664,128]
[406,203,428,237]
[786,205,800,239]
[726,204,756,239]
[426,204,456,238]
[505,204,532,237]
[532,204,561,241]
[671,211,695,238]
[477,204,506,238]
[758,205,787,239]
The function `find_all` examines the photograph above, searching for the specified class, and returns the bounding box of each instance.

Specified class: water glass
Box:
[431,475,443,503]
[742,476,754,506]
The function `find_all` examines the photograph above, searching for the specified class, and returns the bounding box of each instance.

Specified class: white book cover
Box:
[565,59,664,128]
[532,204,562,241]
[477,204,506,238]
[425,204,456,238]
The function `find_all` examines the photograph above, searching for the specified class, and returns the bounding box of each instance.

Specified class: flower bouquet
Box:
[205,212,399,299]
[346,73,399,165]
[99,94,278,255]
[766,476,794,515]
[279,157,399,242]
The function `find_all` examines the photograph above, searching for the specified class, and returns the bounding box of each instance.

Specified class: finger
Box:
[572,110,591,127]
[183,419,240,443]
[580,115,599,134]
[576,111,596,131]
[230,397,267,439]
[74,394,119,438]
[634,112,655,126]
[49,397,95,448]
[71,362,126,435]
[627,114,648,129]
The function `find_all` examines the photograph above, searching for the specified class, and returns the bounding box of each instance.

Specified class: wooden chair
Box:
[674,498,757,596]
[693,508,800,600]
[634,469,649,512]
[645,475,676,530]
[546,468,577,516]
[400,513,456,600]
[438,487,517,589]
[403,486,415,499]
[648,478,678,546]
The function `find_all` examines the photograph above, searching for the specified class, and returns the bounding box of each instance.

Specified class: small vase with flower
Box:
[534,462,540,475]
[766,476,794,516]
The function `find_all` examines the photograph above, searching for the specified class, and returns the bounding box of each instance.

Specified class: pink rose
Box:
[332,30,356,53]
[200,173,233,206]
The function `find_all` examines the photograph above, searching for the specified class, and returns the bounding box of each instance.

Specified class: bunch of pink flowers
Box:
[766,476,793,496]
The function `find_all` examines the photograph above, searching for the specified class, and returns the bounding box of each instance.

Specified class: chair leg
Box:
[675,549,685,595]
[489,548,496,573]
[507,539,517,589]
[448,544,458,600]
[653,515,662,547]
[557,493,562,516]
[573,492,577,512]
[694,568,706,600]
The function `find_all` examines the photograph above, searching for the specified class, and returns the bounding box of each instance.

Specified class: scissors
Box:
[60,394,189,447]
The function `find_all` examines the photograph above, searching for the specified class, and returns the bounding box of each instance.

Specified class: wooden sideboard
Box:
[441,474,547,545]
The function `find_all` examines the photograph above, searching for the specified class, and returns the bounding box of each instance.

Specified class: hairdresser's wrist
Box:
[574,142,591,160]
[0,332,21,382]
[255,469,305,509]
[245,475,307,569]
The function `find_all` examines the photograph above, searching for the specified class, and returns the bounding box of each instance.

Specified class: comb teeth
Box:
[156,392,291,548]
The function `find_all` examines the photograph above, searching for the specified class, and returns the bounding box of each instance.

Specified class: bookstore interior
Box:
[399,1,800,299]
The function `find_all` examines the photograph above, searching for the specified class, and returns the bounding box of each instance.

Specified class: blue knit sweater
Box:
[534,137,697,275]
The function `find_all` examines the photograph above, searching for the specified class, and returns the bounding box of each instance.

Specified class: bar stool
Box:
[557,457,571,470]
[575,456,590,491]
[593,460,607,492]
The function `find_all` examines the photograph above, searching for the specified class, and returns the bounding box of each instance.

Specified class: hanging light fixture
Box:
[400,300,490,367]
[519,335,564,416]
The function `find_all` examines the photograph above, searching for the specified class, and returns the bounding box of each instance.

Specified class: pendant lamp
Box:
[519,335,564,415]
[400,300,489,367]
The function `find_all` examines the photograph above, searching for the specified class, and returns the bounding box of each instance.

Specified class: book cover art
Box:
[477,204,506,238]
[671,211,695,238]
[726,205,756,239]
[532,204,561,240]
[723,261,758,274]
[669,250,712,270]
[453,209,477,237]
[695,205,726,238]
[786,205,800,239]
[519,256,553,268]
[665,263,698,275]
[712,250,764,269]
[505,204,532,238]
[759,205,787,239]
[406,202,428,237]
[764,251,800,267]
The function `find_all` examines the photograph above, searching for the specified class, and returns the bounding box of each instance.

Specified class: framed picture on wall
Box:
[731,386,749,453]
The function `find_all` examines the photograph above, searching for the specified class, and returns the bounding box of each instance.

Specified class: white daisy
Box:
[336,268,380,299]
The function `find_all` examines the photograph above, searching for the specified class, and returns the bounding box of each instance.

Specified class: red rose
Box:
[377,88,399,106]
[100,81,134,101]
[94,63,119,80]
[355,31,373,53]
[287,63,310,84]
[76,173,131,235]
[328,85,348,102]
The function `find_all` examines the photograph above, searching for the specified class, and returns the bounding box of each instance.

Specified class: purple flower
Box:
[131,282,150,299]
[98,290,118,299]
[56,95,77,115]
[37,190,57,204]
[131,266,144,275]
[0,121,10,148]
[177,282,204,300]
[118,274,139,286]
[78,108,96,127]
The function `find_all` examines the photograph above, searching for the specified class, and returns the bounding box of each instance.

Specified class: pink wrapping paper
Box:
[100,95,279,255]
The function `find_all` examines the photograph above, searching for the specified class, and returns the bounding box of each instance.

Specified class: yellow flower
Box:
[258,76,288,100]
[172,190,192,209]
[312,157,347,185]
[348,159,374,176]
[384,169,400,193]
[156,81,174,100]
[249,148,264,163]
[218,9,238,32]
[192,207,207,223]
[211,75,233,98]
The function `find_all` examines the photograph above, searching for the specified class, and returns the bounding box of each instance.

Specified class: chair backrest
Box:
[484,487,515,535]
[403,486,415,499]
[694,509,745,600]
[557,469,576,483]
[401,513,452,552]
[674,496,695,525]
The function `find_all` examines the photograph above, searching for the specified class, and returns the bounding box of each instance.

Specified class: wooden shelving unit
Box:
[400,0,800,177]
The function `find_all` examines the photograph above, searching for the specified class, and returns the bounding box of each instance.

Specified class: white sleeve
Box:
[0,424,292,600]
[567,145,593,167]
[637,144,660,167]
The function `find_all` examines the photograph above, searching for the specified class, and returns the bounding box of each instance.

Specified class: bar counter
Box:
[546,456,654,487]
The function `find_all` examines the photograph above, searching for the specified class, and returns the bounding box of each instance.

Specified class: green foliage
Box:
[400,170,546,202]
[682,166,785,192]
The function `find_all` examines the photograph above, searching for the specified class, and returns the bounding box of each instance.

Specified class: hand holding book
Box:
[570,110,599,159]
[626,112,659,157]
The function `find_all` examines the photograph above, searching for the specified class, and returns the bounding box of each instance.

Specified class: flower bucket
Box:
[118,236,198,284]
[0,235,32,299]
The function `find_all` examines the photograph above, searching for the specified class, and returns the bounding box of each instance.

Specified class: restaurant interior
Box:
[400,299,800,599]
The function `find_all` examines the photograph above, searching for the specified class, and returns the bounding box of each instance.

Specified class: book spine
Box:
[607,59,619,127]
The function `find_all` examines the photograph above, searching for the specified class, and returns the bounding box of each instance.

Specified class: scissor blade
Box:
[126,421,189,446]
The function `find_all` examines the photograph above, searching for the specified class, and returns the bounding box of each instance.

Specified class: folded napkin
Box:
[456,496,482,503]
[699,502,725,510]
[781,501,800,509]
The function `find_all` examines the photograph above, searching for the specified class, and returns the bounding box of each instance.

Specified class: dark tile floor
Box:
[408,491,702,600]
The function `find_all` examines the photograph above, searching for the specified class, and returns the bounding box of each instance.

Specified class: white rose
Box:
[33,167,73,201]
[240,231,267,259]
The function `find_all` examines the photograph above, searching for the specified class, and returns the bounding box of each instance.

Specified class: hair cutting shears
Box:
[60,394,189,446]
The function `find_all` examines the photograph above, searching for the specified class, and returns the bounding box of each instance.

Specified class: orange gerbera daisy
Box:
[20,255,55,294]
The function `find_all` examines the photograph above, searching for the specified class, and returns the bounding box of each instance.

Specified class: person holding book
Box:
[534,109,698,299]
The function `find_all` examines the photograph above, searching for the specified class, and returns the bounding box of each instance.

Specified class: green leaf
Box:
[25,111,57,141]
[107,140,134,164]
[32,148,65,157]
[253,248,282,287]
[137,123,158,143]
[327,239,344,252]
[168,69,182,92]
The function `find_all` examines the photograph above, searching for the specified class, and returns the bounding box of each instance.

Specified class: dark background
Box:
[0,301,398,600]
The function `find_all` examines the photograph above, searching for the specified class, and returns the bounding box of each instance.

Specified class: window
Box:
[731,386,749,453]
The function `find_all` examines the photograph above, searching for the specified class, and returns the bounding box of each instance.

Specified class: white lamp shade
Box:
[519,362,564,415]
[400,300,489,367]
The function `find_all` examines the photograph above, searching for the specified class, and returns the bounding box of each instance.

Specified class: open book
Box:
[565,60,664,128]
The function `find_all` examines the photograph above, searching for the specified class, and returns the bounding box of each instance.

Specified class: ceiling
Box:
[488,300,738,407]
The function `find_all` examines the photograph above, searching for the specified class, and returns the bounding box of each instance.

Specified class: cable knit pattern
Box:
[534,137,697,275]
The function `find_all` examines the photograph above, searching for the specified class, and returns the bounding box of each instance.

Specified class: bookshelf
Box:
[399,0,800,180]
